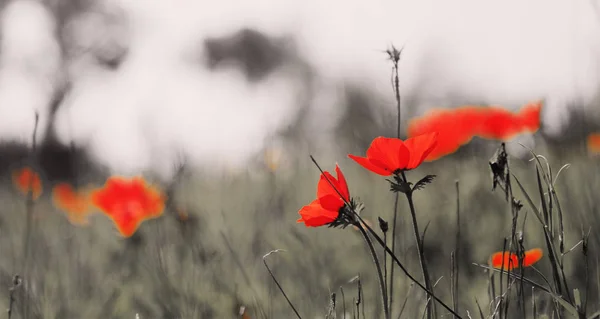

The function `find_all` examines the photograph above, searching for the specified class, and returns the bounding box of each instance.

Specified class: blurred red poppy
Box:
[297,164,350,227]
[52,183,93,226]
[12,167,42,200]
[91,176,166,237]
[407,108,479,161]
[478,101,542,140]
[407,101,542,161]
[348,132,438,176]
[587,132,600,154]
[490,248,543,271]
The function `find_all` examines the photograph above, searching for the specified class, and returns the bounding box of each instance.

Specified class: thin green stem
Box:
[401,172,435,319]
[357,223,390,319]
[389,194,399,313]
[309,156,461,318]
[360,213,461,318]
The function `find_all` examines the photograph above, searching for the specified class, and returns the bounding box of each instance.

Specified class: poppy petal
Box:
[334,164,350,201]
[404,132,439,169]
[517,101,542,133]
[523,248,543,267]
[490,251,518,270]
[348,155,392,176]
[90,176,165,237]
[367,137,410,171]
[588,133,600,154]
[319,194,344,211]
[297,199,338,227]
[317,171,341,199]
[52,183,92,226]
[490,248,543,270]
[408,108,479,161]
[12,167,43,200]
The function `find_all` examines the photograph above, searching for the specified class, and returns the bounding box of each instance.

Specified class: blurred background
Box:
[0,0,600,317]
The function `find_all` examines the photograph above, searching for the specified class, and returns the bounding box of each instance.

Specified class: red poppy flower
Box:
[90,176,166,237]
[407,108,480,161]
[348,132,438,176]
[587,132,600,155]
[297,164,350,227]
[12,167,42,200]
[407,101,542,161]
[490,248,543,271]
[52,183,93,226]
[478,101,542,140]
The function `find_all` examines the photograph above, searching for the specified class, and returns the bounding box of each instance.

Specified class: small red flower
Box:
[297,164,350,227]
[90,176,166,237]
[587,132,600,155]
[490,248,543,271]
[348,132,438,176]
[12,167,42,200]
[52,183,93,226]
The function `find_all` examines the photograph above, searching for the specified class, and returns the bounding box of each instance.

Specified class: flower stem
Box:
[357,222,390,319]
[402,171,436,319]
[309,156,459,318]
[389,193,399,313]
[356,212,462,318]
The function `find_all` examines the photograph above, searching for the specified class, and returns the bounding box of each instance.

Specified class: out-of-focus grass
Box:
[0,134,597,318]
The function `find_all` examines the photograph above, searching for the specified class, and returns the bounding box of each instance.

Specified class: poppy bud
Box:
[378,217,389,233]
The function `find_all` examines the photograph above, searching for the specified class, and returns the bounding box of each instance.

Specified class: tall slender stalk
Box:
[387,43,403,319]
[311,156,461,318]
[21,112,39,319]
[389,195,399,312]
[451,180,461,318]
[401,171,435,319]
[263,250,301,319]
[357,223,390,319]
[363,213,459,318]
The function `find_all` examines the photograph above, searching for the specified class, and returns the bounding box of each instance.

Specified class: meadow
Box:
[0,2,598,316]
[0,79,598,319]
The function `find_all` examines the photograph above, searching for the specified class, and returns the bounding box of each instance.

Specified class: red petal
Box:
[113,209,142,237]
[90,176,165,237]
[334,164,350,201]
[588,133,600,154]
[317,171,341,198]
[404,132,439,169]
[490,251,518,270]
[12,167,43,200]
[517,101,542,133]
[366,137,410,171]
[523,248,543,267]
[319,194,344,211]
[348,154,392,176]
[297,199,338,227]
[407,107,481,161]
